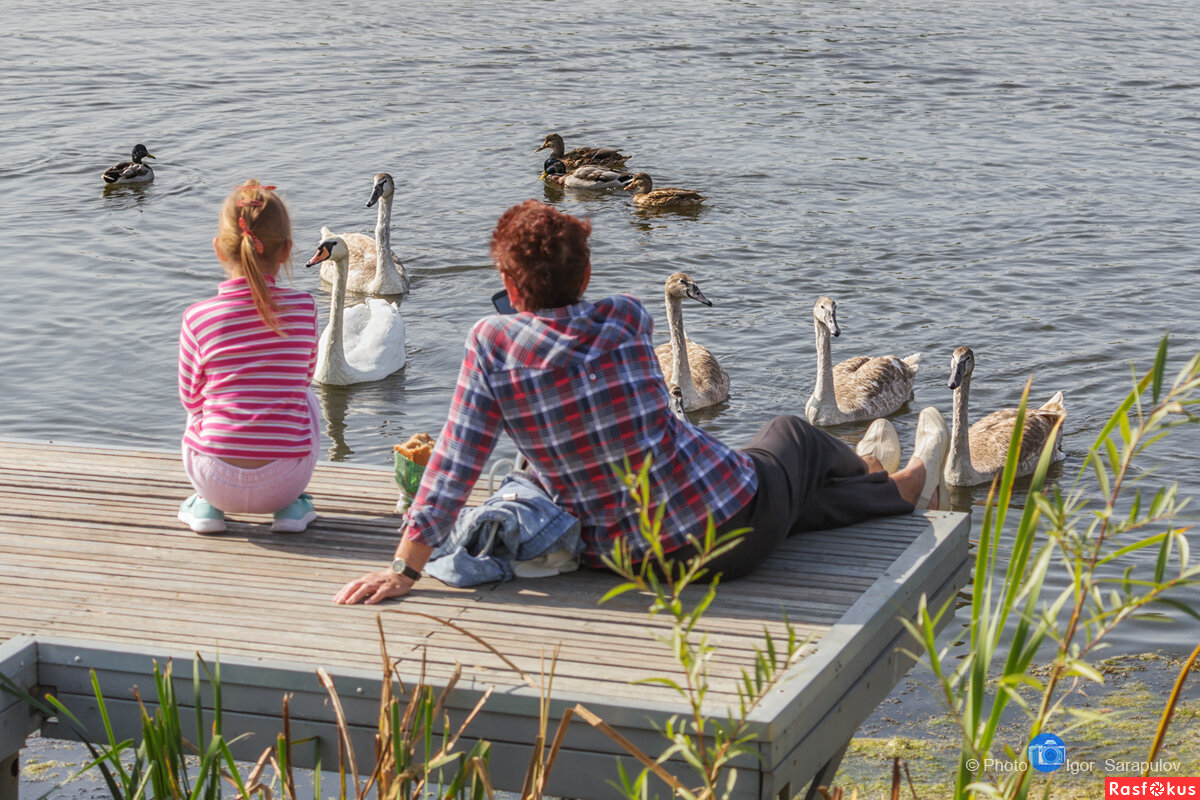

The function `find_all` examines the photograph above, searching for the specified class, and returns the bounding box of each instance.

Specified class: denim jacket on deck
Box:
[425,472,583,587]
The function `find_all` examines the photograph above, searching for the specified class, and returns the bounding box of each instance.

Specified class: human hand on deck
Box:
[333,570,414,604]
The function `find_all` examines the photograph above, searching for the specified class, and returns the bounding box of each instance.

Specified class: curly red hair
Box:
[490,200,592,310]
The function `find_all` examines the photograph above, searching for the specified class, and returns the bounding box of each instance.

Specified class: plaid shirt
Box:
[403,294,758,566]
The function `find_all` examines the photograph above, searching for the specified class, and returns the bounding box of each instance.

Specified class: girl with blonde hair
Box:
[177,180,321,534]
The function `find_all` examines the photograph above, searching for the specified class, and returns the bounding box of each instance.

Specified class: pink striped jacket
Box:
[179,276,318,459]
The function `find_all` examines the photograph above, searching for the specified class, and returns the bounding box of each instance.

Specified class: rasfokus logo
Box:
[1106,777,1200,797]
[1027,733,1068,773]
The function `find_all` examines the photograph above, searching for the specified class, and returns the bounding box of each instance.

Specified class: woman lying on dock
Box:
[335,200,949,604]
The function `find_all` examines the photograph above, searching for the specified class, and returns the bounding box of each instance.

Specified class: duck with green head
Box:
[103,144,155,185]
[541,157,634,191]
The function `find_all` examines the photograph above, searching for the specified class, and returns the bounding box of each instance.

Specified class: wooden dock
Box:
[0,438,970,799]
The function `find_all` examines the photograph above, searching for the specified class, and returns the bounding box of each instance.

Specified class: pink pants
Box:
[182,390,321,514]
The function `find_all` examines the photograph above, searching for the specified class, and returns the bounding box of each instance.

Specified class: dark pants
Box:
[674,415,913,581]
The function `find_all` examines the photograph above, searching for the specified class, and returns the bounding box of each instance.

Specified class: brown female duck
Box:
[623,173,706,209]
[536,133,629,170]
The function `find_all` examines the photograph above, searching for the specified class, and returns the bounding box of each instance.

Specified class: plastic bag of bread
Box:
[394,433,435,512]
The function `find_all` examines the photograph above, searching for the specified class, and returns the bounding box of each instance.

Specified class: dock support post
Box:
[0,637,41,800]
[803,741,850,800]
[0,752,17,800]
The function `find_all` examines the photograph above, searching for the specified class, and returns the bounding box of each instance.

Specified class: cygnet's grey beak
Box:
[948,360,964,390]
[366,183,385,208]
[668,385,686,420]
[687,284,713,307]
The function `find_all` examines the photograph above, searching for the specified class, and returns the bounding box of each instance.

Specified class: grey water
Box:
[2,0,1198,666]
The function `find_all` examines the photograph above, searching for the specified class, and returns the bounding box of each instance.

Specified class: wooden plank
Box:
[0,637,40,760]
[0,547,833,646]
[38,689,761,800]
[753,512,970,759]
[0,530,879,614]
[0,612,758,697]
[32,637,767,755]
[37,663,734,769]
[0,606,811,706]
[0,638,39,706]
[759,562,969,799]
[0,540,949,707]
[0,596,827,687]
[0,438,972,800]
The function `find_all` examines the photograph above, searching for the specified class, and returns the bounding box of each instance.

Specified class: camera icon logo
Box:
[1027,733,1067,773]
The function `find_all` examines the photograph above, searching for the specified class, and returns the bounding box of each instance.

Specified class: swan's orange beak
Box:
[305,243,331,267]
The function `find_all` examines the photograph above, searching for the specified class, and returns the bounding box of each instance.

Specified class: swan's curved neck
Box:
[813,319,837,410]
[666,294,700,408]
[369,194,400,291]
[323,257,351,378]
[948,374,976,480]
[376,196,391,266]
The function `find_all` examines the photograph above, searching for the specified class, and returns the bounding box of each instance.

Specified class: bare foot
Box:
[891,457,942,509]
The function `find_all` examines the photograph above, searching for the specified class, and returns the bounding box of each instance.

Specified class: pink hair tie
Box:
[238,217,265,254]
[236,184,276,207]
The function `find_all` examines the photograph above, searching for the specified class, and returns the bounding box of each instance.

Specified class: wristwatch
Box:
[390,557,422,582]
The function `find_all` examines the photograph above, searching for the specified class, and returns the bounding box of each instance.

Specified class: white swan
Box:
[319,173,410,296]
[945,346,1065,486]
[655,273,730,411]
[804,296,920,426]
[304,235,406,386]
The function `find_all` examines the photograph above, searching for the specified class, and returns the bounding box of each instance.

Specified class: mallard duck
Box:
[623,173,706,209]
[541,157,634,191]
[102,144,155,185]
[804,296,920,426]
[655,273,730,411]
[319,173,409,296]
[304,235,407,386]
[945,346,1065,486]
[536,133,629,170]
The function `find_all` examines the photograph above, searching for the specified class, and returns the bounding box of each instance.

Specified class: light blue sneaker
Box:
[272,493,317,533]
[178,494,226,534]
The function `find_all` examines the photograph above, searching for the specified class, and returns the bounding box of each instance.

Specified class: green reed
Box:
[589,455,809,800]
[0,654,246,800]
[902,334,1200,799]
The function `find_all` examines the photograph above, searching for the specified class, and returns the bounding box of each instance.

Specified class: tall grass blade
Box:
[317,667,361,798]
[1146,640,1200,771]
[572,704,687,796]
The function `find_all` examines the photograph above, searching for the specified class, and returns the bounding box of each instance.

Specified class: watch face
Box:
[391,558,420,581]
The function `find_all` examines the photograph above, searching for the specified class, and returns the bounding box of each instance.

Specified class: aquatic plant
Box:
[313,614,497,800]
[0,655,245,800]
[903,335,1200,799]
[1145,640,1200,776]
[582,455,809,800]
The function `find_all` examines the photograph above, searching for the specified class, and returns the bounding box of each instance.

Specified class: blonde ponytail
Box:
[215,180,292,334]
